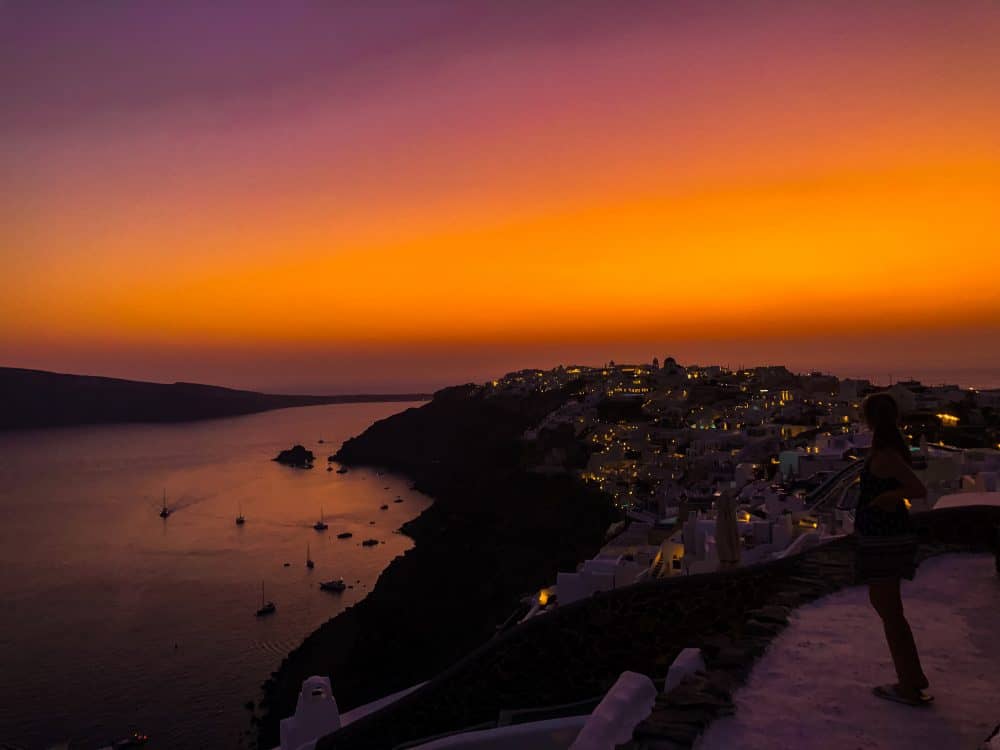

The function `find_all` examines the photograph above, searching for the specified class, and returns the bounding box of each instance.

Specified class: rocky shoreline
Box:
[254,383,617,748]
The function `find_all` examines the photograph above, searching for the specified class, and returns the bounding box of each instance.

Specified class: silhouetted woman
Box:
[855,393,931,706]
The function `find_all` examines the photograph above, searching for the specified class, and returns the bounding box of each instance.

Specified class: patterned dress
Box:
[854,463,917,582]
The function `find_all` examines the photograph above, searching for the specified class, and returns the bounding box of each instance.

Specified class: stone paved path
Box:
[696,554,1000,750]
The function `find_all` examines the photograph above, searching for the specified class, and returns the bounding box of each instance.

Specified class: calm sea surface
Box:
[0,402,430,750]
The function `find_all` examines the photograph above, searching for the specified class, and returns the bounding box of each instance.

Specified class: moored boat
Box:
[158,490,171,519]
[255,582,276,616]
[313,508,328,531]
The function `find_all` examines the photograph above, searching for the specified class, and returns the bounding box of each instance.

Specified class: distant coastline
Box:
[0,367,430,430]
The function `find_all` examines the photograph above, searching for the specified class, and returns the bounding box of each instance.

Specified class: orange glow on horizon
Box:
[3,2,999,388]
[7,160,997,349]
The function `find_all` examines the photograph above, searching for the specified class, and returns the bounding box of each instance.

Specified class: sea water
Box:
[0,402,429,749]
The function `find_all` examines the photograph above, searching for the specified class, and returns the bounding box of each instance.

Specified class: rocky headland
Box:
[0,367,430,430]
[255,382,617,747]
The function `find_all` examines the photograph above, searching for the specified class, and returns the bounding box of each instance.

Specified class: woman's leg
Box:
[868,579,929,694]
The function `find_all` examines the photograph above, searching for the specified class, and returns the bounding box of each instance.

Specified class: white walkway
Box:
[698,553,1000,750]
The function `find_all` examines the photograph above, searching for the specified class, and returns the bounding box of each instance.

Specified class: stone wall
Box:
[632,505,1000,749]
[315,506,1000,750]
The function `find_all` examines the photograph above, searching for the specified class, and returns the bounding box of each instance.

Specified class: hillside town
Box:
[269,360,1000,750]
[485,359,1000,614]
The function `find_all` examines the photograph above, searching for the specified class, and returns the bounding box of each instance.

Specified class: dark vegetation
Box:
[596,394,646,422]
[0,367,430,429]
[523,422,593,469]
[256,383,617,747]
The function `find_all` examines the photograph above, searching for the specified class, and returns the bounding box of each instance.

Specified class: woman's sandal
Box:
[872,684,934,706]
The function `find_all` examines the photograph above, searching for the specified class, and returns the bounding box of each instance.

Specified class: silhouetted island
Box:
[256,381,617,747]
[0,367,431,430]
[273,445,315,468]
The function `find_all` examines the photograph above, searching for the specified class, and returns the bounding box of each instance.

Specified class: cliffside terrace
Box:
[310,505,1000,750]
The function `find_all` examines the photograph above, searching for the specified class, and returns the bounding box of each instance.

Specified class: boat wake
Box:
[250,636,302,658]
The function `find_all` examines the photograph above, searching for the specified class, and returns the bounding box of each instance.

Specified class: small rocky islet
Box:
[273,444,315,469]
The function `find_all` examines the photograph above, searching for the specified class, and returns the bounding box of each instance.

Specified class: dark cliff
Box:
[256,384,617,747]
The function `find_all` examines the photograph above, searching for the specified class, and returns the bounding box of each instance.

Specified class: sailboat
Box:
[306,544,315,569]
[313,508,328,531]
[158,490,171,519]
[255,582,276,617]
[235,502,245,526]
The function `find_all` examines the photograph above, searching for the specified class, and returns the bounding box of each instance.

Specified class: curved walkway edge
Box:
[626,506,1000,749]
[693,553,1000,750]
[317,506,1000,750]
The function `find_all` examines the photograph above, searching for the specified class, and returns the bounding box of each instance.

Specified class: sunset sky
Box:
[3,1,999,392]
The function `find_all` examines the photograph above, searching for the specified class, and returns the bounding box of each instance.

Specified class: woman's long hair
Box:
[863,392,911,464]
